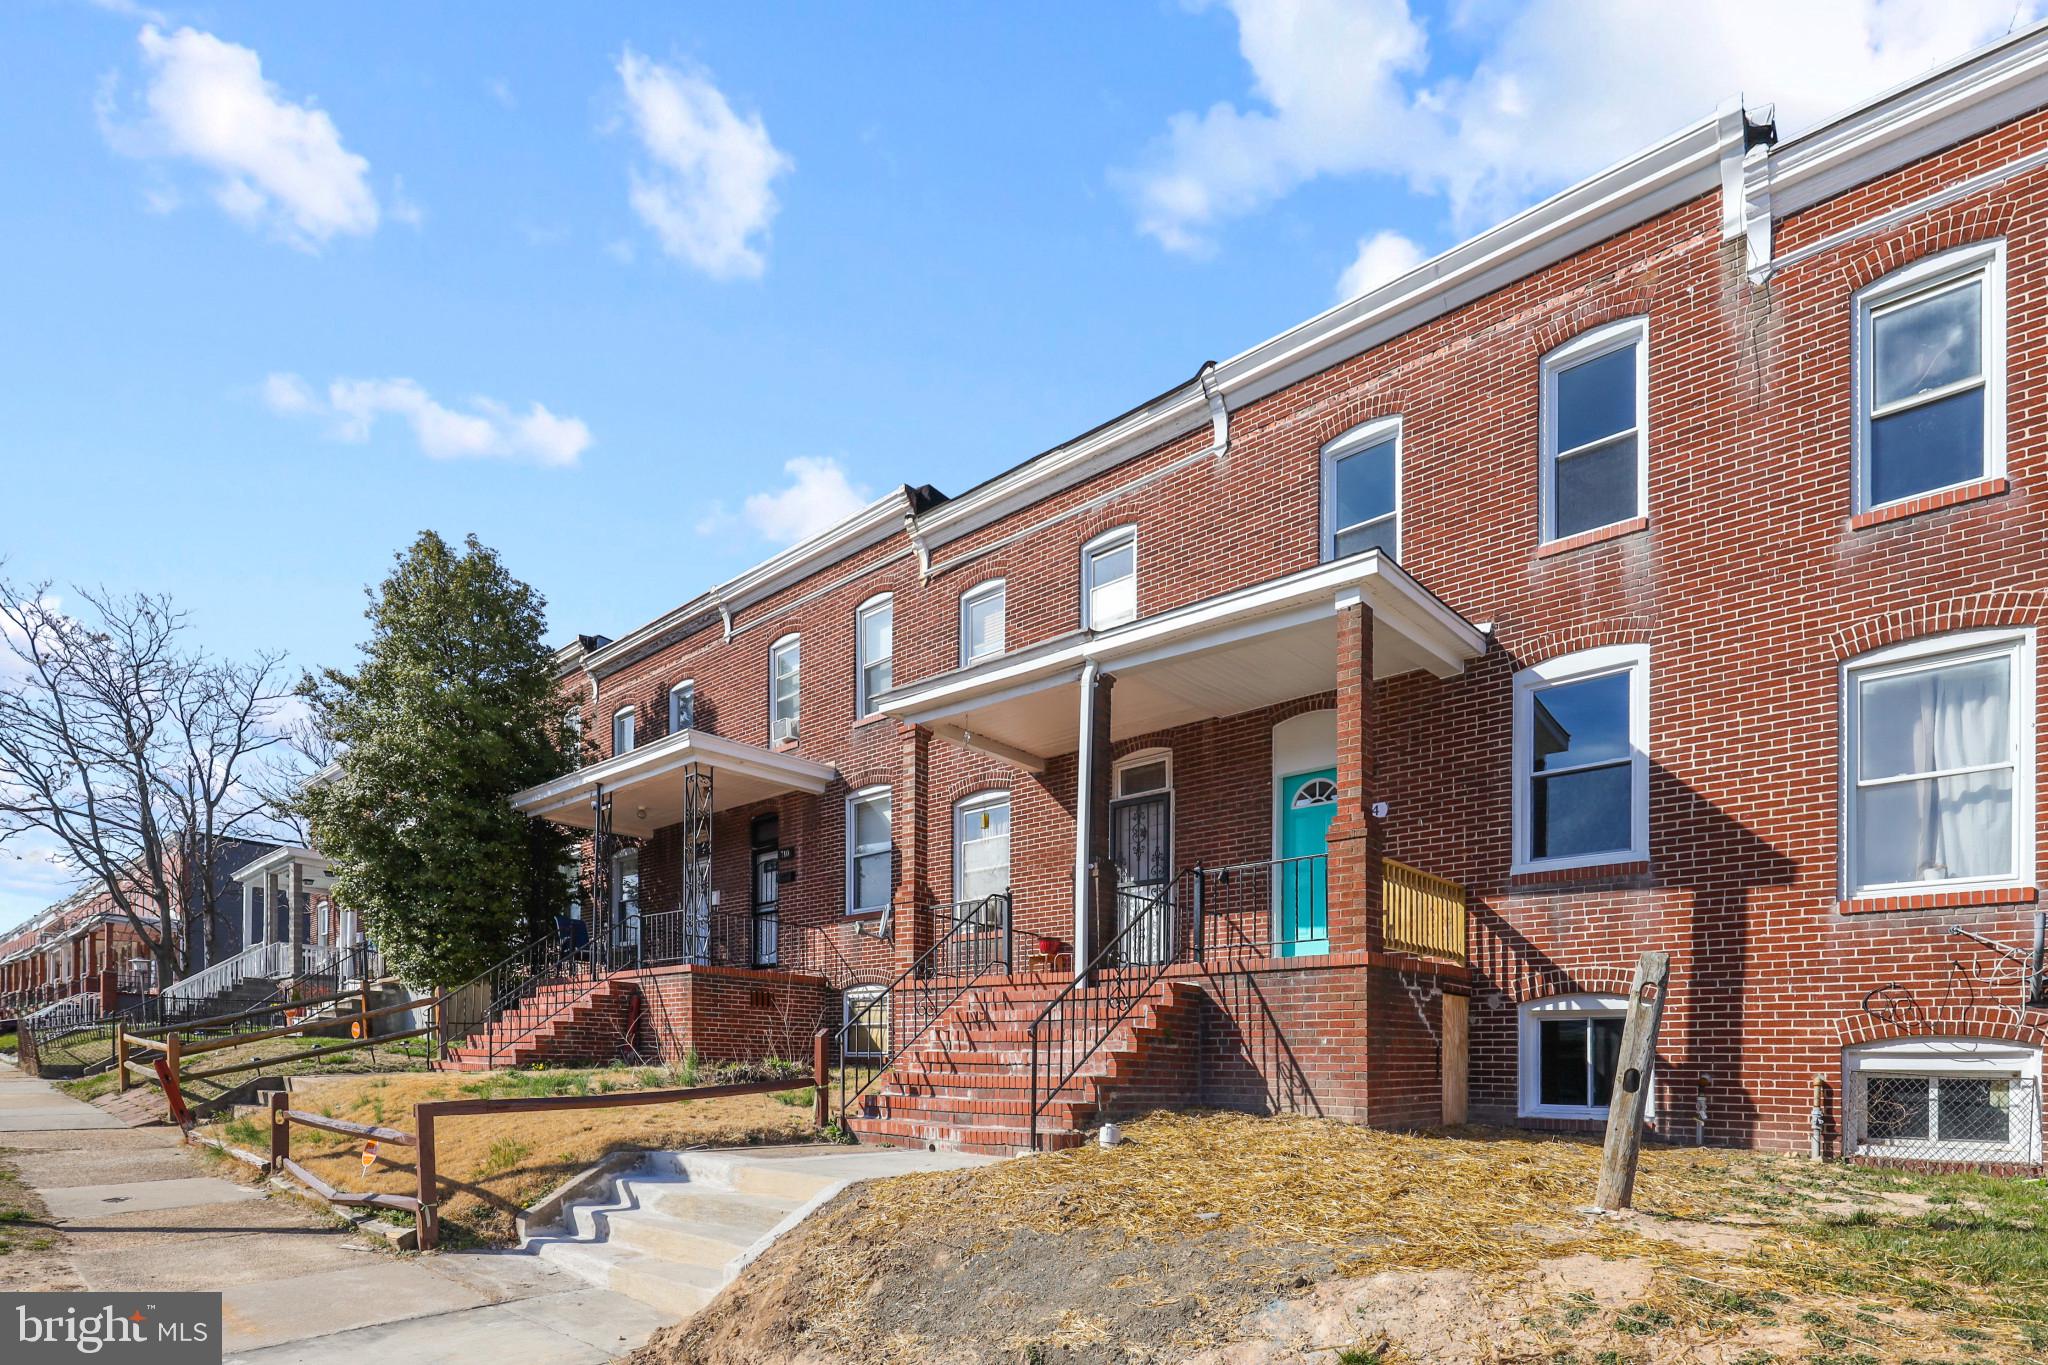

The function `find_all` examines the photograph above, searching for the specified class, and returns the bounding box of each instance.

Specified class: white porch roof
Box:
[511,728,839,840]
[875,552,1487,770]
[231,845,337,893]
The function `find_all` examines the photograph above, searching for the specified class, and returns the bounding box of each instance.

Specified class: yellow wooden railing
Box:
[1382,859,1468,965]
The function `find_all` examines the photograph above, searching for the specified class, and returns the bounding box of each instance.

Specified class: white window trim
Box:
[1838,627,2035,899]
[1510,644,1650,875]
[1081,525,1139,631]
[952,789,1012,903]
[1842,1036,2041,1163]
[1517,993,1650,1121]
[845,784,893,916]
[243,884,261,946]
[855,593,893,718]
[1539,317,1649,544]
[769,634,800,745]
[1851,240,2007,516]
[1113,747,1173,798]
[959,579,1006,666]
[1320,416,1402,561]
[611,705,635,756]
[668,680,695,733]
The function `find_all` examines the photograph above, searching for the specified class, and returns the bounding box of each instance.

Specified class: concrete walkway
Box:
[0,1060,670,1362]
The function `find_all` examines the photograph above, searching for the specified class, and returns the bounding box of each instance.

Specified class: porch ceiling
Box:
[877,551,1487,770]
[510,728,839,839]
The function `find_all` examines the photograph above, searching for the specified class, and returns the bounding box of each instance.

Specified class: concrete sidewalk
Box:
[0,1060,670,1362]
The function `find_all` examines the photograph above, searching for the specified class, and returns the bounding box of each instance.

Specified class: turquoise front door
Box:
[1278,769,1337,956]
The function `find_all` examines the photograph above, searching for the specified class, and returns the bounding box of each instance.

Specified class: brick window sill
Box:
[1850,477,2008,530]
[1536,516,1649,558]
[1509,859,1651,888]
[1838,885,2038,915]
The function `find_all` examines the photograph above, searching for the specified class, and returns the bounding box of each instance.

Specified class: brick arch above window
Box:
[941,773,1014,807]
[1526,288,1658,359]
[1495,617,1654,671]
[1299,394,1410,457]
[838,765,898,794]
[1486,961,1639,1005]
[1831,1003,2046,1051]
[1828,213,2012,295]
[1827,590,2048,661]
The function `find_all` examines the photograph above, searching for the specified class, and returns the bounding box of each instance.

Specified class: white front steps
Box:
[521,1144,997,1320]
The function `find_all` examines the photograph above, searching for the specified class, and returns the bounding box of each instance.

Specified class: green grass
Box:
[1,1031,18,1054]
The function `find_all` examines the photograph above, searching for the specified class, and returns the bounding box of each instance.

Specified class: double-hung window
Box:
[847,786,892,914]
[611,705,635,757]
[1082,527,1137,630]
[856,595,893,716]
[1843,630,2031,896]
[564,707,583,765]
[1519,995,1636,1120]
[1541,319,1647,542]
[960,580,1005,664]
[1512,645,1649,874]
[668,681,695,733]
[1854,242,2005,513]
[769,635,800,745]
[1321,418,1400,559]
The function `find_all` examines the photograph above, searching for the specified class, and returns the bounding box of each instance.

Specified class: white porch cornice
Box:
[511,728,839,838]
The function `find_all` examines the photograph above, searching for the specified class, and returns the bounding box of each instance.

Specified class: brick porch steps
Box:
[848,979,1202,1155]
[435,976,634,1071]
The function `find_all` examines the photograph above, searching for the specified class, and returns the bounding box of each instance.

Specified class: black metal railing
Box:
[832,893,1020,1125]
[436,931,621,1070]
[1026,876,1192,1150]
[1188,854,1330,962]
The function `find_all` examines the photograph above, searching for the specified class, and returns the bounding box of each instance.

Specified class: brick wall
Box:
[547,103,2048,1155]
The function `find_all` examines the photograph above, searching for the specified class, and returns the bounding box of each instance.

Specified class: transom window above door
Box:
[1843,630,2032,897]
[1541,318,1647,542]
[1321,418,1400,560]
[1854,242,2005,513]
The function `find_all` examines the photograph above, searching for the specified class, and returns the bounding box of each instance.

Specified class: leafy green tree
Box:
[298,532,573,986]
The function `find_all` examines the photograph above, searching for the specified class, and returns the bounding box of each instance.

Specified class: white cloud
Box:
[615,49,792,279]
[264,372,593,467]
[1130,0,2046,255]
[696,456,871,544]
[1336,228,1425,300]
[100,24,379,249]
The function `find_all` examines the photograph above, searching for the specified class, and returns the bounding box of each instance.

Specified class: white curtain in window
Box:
[1867,659,2013,883]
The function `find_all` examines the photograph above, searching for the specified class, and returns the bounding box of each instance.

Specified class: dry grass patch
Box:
[649,1110,2048,1364]
[198,1066,816,1246]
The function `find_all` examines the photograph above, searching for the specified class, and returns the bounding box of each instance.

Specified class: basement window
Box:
[1844,1037,2040,1165]
[1518,994,1634,1120]
[843,985,891,1061]
[1540,318,1647,542]
[1854,242,2005,513]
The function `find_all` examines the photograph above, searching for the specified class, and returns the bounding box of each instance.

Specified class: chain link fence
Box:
[1850,1072,2040,1165]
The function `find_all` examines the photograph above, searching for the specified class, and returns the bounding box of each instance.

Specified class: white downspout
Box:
[1072,661,1100,981]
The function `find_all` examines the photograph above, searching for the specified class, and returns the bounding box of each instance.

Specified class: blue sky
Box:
[0,0,2039,922]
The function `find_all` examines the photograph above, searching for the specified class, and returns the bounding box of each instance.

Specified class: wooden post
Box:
[115,1023,129,1094]
[414,1105,439,1251]
[164,1031,183,1131]
[269,1089,289,1173]
[1594,951,1670,1212]
[812,1028,829,1130]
